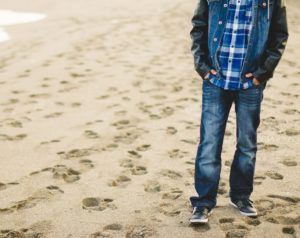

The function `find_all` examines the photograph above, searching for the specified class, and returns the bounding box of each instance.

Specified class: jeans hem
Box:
[189,196,216,210]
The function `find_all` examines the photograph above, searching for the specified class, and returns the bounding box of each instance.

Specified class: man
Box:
[189,0,288,224]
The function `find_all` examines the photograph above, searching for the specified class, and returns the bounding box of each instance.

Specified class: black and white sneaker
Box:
[189,207,212,224]
[229,198,257,217]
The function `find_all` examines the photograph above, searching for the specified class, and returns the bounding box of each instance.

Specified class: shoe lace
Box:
[237,198,254,208]
[193,206,209,214]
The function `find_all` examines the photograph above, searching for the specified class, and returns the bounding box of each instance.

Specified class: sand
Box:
[0,0,299,237]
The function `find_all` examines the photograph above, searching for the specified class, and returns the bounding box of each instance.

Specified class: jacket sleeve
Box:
[252,0,289,83]
[191,0,211,79]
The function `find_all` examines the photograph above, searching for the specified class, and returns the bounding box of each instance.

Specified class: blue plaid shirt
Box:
[208,0,253,90]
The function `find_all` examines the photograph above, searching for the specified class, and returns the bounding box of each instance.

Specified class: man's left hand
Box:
[245,73,260,86]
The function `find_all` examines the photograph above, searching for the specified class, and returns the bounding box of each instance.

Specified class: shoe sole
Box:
[189,210,213,224]
[229,201,258,217]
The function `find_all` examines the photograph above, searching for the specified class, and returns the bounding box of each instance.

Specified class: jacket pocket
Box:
[257,0,274,21]
[208,0,220,18]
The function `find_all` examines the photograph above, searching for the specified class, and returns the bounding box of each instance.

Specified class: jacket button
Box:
[213,38,217,42]
[218,21,222,25]
[224,3,228,7]
[262,2,267,7]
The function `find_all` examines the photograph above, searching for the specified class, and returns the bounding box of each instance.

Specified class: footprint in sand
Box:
[114,110,127,116]
[280,129,300,136]
[46,185,64,193]
[159,106,174,117]
[219,216,250,234]
[79,159,94,170]
[96,94,110,100]
[218,181,227,195]
[282,226,296,236]
[159,169,182,179]
[0,181,19,191]
[132,80,143,87]
[111,119,131,129]
[29,93,51,99]
[0,186,63,214]
[0,182,7,191]
[101,143,119,151]
[70,72,86,78]
[267,194,300,204]
[82,197,116,211]
[265,171,284,180]
[85,119,103,126]
[1,118,23,128]
[255,199,275,215]
[245,218,261,226]
[51,164,81,183]
[130,165,147,175]
[158,202,181,217]
[44,112,63,118]
[257,142,279,151]
[180,139,197,145]
[136,144,151,152]
[71,102,81,107]
[149,114,162,120]
[274,215,300,225]
[113,129,146,144]
[128,150,142,159]
[107,175,131,188]
[280,158,298,167]
[103,223,123,231]
[219,218,235,224]
[119,158,135,168]
[90,230,112,238]
[125,225,157,238]
[225,229,248,238]
[224,160,232,167]
[144,180,162,193]
[136,102,152,114]
[253,175,266,185]
[0,229,44,238]
[90,224,123,237]
[40,139,61,145]
[58,85,78,93]
[40,83,50,88]
[161,188,183,200]
[219,218,236,232]
[166,126,177,135]
[57,147,97,159]
[283,108,300,115]
[265,217,280,224]
[84,130,100,139]
[168,149,189,159]
[0,133,27,141]
[186,168,194,178]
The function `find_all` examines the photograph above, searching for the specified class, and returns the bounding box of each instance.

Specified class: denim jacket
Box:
[191,0,289,84]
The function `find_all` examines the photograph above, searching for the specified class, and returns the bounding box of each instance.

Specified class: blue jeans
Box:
[190,80,266,210]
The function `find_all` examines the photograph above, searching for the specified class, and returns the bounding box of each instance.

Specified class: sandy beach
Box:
[0,0,299,237]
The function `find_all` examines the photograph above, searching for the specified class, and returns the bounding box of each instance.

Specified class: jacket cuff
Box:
[252,66,273,84]
[196,63,211,80]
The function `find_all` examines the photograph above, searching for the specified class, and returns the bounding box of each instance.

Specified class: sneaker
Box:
[229,198,257,217]
[189,206,212,224]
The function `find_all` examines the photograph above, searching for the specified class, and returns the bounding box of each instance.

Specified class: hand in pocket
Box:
[204,69,217,80]
[245,73,261,85]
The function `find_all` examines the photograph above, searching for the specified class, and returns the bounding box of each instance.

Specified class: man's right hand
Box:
[204,69,217,80]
